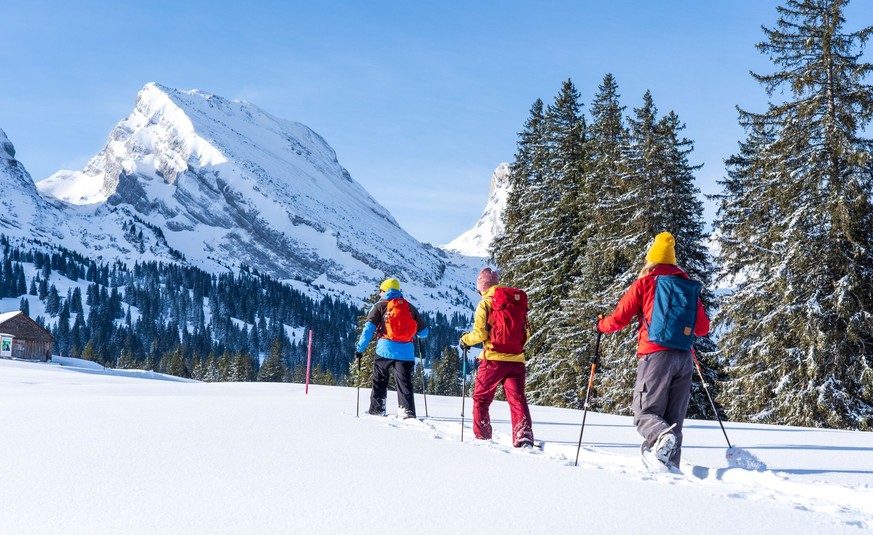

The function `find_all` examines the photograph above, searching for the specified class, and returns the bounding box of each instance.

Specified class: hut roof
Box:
[0,311,22,324]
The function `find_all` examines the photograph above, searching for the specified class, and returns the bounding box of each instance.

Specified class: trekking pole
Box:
[461,347,468,442]
[355,353,362,418]
[692,351,732,448]
[416,336,429,418]
[574,331,602,467]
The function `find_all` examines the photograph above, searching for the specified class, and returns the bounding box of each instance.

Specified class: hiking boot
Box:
[653,429,677,465]
[515,439,534,449]
[399,408,416,420]
[369,398,387,417]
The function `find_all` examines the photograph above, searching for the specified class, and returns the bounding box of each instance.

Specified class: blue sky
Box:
[2,1,872,245]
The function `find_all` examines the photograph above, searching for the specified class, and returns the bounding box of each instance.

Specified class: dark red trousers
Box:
[472,360,534,447]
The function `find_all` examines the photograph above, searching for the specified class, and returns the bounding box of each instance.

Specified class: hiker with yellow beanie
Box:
[355,277,428,418]
[596,232,710,471]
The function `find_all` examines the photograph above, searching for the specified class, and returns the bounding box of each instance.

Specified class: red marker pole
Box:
[305,329,313,394]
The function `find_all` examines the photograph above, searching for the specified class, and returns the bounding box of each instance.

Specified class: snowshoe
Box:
[640,443,672,473]
[652,426,677,465]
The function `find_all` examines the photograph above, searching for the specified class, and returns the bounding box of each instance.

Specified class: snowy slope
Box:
[1,86,482,314]
[1,358,870,534]
[36,83,444,285]
[443,163,510,257]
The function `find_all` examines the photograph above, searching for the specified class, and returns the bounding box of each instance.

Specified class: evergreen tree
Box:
[545,74,630,408]
[166,346,189,378]
[258,338,286,382]
[525,79,588,359]
[202,352,220,382]
[81,341,99,363]
[714,0,873,429]
[70,286,85,314]
[587,93,714,416]
[430,346,462,396]
[15,265,26,296]
[45,284,61,316]
[230,351,255,382]
[308,365,338,386]
[38,277,48,300]
[116,347,136,369]
[492,80,589,405]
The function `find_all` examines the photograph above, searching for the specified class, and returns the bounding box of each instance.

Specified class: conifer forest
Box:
[491,0,873,430]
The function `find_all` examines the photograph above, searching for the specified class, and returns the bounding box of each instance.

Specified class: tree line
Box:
[1,236,467,386]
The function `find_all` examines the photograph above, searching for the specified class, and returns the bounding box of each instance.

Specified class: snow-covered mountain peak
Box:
[443,163,511,257]
[0,128,17,161]
[23,83,478,313]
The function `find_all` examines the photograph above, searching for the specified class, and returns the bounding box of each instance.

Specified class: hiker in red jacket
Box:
[460,268,534,448]
[597,232,710,469]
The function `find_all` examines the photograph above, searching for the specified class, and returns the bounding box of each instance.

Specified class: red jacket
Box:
[597,264,710,356]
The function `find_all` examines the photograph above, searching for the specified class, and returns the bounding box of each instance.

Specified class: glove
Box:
[458,337,470,351]
[595,313,604,333]
[354,351,363,360]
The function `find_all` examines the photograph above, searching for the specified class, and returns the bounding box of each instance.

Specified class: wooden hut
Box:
[0,311,53,362]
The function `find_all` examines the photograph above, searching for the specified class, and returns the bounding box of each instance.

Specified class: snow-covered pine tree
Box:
[714,0,873,429]
[116,347,136,370]
[653,110,721,419]
[167,345,189,378]
[257,338,286,382]
[429,345,462,396]
[580,91,713,416]
[517,80,589,405]
[546,74,628,408]
[202,352,220,382]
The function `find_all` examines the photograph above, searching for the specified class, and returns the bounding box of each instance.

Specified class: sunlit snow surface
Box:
[1,358,871,534]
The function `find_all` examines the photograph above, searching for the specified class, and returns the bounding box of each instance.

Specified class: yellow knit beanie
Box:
[380,278,401,292]
[646,232,677,265]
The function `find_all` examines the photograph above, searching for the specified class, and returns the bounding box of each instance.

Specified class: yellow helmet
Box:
[380,278,401,292]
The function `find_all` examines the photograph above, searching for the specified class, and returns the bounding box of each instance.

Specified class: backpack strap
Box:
[374,299,388,339]
[639,275,657,331]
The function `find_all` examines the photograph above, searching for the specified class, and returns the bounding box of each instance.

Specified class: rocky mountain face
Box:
[2,84,486,312]
[443,163,510,257]
[0,128,65,240]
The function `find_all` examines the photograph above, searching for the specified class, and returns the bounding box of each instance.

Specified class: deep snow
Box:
[1,357,871,534]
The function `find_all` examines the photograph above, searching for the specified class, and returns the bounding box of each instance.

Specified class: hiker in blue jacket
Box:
[597,232,710,469]
[356,278,428,419]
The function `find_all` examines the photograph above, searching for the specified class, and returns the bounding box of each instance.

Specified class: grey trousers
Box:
[633,349,693,465]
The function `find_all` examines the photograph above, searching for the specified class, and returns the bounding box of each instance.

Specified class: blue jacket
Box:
[356,289,428,361]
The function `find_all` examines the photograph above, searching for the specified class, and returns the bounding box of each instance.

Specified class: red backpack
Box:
[381,298,418,342]
[487,287,528,353]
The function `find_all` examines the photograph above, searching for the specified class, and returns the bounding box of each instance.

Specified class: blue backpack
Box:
[644,275,702,351]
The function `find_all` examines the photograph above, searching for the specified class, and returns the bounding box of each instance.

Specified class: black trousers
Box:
[370,358,416,417]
